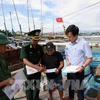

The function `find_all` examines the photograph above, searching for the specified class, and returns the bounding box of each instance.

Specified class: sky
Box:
[0,0,100,34]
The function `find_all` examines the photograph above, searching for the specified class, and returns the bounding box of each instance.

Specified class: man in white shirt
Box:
[65,25,92,100]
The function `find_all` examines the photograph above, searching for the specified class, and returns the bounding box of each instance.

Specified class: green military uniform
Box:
[0,55,11,100]
[0,33,13,100]
[20,29,44,100]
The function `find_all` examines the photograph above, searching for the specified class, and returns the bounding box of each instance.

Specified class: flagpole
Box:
[56,17,65,35]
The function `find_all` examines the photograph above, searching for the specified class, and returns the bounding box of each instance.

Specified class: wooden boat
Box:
[2,48,23,72]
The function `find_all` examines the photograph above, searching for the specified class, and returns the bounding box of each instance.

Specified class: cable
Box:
[62,1,100,18]
[65,5,100,20]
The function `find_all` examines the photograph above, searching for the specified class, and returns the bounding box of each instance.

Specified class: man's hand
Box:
[5,78,15,86]
[76,66,84,72]
[55,68,59,74]
[36,65,46,72]
[66,61,70,66]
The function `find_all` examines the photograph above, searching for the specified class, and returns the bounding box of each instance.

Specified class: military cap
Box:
[45,42,55,50]
[0,33,8,44]
[28,29,41,40]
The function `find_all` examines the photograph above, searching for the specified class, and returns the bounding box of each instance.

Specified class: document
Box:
[46,68,56,73]
[62,66,79,73]
[26,65,56,74]
[26,65,38,75]
[2,69,27,100]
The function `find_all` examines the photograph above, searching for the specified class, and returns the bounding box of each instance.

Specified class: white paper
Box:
[26,65,38,75]
[62,66,79,73]
[2,69,27,100]
[45,68,56,73]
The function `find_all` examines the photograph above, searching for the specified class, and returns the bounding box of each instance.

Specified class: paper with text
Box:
[26,65,38,75]
[2,70,27,100]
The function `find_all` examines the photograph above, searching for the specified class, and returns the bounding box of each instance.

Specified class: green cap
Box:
[28,29,41,40]
[0,33,8,44]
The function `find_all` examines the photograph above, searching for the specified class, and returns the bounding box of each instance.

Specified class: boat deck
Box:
[14,87,99,100]
[14,88,80,100]
[14,76,88,100]
[11,69,100,100]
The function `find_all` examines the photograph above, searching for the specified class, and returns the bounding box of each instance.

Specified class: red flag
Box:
[56,17,63,22]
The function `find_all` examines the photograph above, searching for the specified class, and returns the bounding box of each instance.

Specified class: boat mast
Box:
[12,0,22,36]
[27,0,30,32]
[1,0,8,37]
[30,5,35,30]
[10,12,14,37]
[53,14,55,38]
[41,0,43,35]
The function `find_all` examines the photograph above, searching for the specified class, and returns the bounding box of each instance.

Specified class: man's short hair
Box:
[65,24,79,36]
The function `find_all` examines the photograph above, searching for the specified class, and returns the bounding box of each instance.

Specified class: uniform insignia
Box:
[35,32,39,36]
[47,46,50,48]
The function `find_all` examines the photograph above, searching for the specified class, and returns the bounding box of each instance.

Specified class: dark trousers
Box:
[67,71,84,100]
[26,88,40,100]
[25,79,40,100]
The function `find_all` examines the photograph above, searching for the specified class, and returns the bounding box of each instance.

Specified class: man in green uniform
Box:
[0,33,15,100]
[20,29,45,100]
